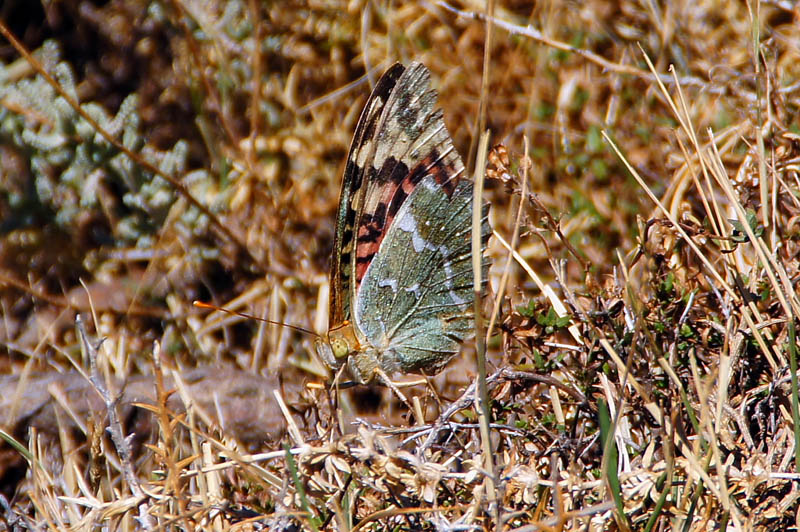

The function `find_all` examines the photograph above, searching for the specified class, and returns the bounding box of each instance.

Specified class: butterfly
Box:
[316,62,491,384]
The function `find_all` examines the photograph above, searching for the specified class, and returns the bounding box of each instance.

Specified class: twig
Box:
[432,1,714,91]
[417,368,587,453]
[76,316,153,529]
[472,130,496,519]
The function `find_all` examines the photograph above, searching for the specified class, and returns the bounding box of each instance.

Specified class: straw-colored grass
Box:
[0,1,799,530]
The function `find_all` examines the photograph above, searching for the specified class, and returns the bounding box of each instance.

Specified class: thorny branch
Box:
[76,315,154,529]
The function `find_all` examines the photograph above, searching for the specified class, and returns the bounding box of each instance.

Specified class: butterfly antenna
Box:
[193,301,318,337]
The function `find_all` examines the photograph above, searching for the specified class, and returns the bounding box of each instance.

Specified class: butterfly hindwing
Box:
[354,173,491,374]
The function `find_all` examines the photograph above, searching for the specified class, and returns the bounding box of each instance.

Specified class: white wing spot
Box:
[398,212,435,253]
[378,278,399,293]
[440,251,466,306]
[405,283,421,298]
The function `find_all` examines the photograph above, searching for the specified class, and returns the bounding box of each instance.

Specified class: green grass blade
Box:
[599,398,626,527]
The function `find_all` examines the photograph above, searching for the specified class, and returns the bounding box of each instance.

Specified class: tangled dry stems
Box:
[0,0,798,530]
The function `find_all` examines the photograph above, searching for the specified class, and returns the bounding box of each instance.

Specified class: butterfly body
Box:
[317,62,490,384]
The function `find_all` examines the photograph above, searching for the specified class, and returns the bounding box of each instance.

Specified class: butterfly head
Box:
[316,321,386,384]
[315,321,358,369]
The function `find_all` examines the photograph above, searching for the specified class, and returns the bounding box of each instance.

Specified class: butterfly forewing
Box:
[329,64,405,328]
[352,63,466,292]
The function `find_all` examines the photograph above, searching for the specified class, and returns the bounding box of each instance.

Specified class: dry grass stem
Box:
[1,0,799,529]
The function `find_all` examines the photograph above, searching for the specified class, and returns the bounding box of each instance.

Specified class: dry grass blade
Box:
[472,130,496,521]
[1,0,799,529]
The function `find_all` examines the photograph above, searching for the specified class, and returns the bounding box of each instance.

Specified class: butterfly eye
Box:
[331,337,350,359]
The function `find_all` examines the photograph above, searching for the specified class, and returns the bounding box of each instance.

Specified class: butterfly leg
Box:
[373,367,414,410]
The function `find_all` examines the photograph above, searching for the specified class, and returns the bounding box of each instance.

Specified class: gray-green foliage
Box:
[0,40,215,248]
